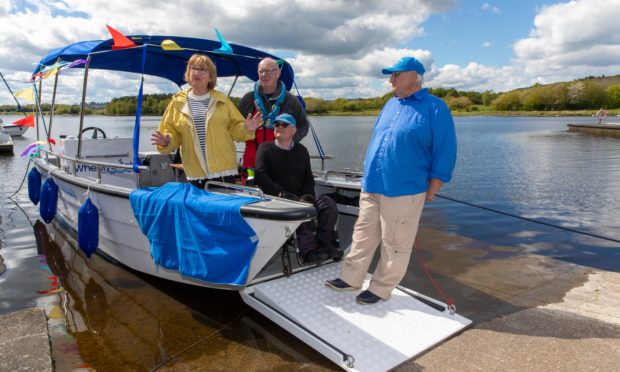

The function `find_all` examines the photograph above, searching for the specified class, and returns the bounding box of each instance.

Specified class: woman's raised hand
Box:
[151,131,170,147]
[245,111,263,132]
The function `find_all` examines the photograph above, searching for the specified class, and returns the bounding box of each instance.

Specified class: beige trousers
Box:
[340,191,426,299]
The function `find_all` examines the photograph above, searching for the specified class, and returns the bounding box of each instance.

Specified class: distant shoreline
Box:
[2,109,617,118]
[309,109,619,117]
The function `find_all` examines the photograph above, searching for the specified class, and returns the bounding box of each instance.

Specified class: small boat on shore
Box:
[0,131,13,154]
[27,32,470,370]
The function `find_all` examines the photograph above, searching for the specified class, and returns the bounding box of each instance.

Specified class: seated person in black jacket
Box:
[254,113,342,264]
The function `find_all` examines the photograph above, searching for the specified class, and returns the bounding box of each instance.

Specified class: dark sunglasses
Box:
[274,122,290,128]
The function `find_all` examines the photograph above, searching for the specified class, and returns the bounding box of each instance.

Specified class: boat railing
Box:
[40,148,148,184]
[236,149,333,171]
[322,169,363,182]
[310,154,334,172]
[206,180,267,201]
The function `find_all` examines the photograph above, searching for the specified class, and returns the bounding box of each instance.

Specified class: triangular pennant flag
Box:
[213,28,233,54]
[67,59,87,68]
[43,60,69,71]
[15,87,35,102]
[13,115,35,127]
[37,66,60,80]
[106,25,137,50]
[161,39,183,51]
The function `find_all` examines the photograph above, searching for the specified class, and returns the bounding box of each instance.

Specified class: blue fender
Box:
[78,198,99,258]
[39,178,58,223]
[28,167,42,205]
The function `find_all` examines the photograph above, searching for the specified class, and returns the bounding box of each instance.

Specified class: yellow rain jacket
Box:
[157,89,254,179]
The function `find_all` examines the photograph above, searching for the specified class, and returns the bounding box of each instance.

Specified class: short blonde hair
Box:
[184,54,217,90]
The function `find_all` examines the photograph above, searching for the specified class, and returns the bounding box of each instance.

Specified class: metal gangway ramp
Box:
[241,263,471,371]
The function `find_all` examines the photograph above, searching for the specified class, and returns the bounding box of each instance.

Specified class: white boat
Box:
[29,33,470,370]
[30,35,320,290]
[0,130,13,154]
[0,122,29,136]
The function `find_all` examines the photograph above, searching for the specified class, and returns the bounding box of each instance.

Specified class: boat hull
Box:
[1,123,29,136]
[34,159,313,289]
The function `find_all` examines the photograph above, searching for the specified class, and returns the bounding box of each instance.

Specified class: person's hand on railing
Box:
[299,194,316,205]
[278,191,300,201]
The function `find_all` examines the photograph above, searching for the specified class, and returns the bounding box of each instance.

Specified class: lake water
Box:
[4,114,620,265]
[1,114,619,369]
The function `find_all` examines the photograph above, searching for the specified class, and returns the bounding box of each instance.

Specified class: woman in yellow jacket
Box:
[151,54,263,188]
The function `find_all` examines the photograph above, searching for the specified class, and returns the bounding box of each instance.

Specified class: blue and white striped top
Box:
[188,91,211,156]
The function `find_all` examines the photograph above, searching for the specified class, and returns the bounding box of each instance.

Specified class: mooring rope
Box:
[8,157,32,199]
[436,194,620,244]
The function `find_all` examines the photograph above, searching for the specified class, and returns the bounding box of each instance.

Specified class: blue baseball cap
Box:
[381,57,426,76]
[274,113,296,127]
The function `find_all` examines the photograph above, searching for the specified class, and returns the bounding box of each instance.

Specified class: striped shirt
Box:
[188,92,211,156]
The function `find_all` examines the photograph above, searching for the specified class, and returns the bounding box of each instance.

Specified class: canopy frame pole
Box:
[36,79,42,142]
[76,55,92,160]
[227,75,239,97]
[47,72,59,144]
[0,71,27,116]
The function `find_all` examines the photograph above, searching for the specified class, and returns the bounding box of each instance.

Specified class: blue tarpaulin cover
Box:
[129,183,260,286]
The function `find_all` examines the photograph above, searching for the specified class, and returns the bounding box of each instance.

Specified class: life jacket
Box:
[242,107,277,169]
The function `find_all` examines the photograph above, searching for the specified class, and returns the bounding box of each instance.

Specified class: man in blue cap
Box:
[326,56,457,304]
[255,113,341,264]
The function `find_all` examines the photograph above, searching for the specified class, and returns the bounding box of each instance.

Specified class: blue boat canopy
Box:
[34,35,295,90]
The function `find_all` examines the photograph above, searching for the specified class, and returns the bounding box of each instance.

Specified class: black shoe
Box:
[327,246,344,260]
[303,250,329,265]
[318,242,344,261]
[356,290,382,305]
[325,278,357,291]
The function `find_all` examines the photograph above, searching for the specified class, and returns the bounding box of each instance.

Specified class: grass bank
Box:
[315,108,620,117]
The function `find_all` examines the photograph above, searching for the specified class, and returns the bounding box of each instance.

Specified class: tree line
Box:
[2,74,619,116]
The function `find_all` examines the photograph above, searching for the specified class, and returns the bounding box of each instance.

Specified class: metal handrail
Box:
[39,148,148,185]
[235,149,332,160]
[322,169,363,181]
[40,148,148,171]
[206,180,266,200]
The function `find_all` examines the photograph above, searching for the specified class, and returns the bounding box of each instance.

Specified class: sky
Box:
[1,0,620,104]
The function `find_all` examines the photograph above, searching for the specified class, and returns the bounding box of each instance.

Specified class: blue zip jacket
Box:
[361,88,457,197]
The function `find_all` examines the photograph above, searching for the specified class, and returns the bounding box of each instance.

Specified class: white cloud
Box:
[430,63,524,93]
[482,41,492,47]
[422,0,620,94]
[0,0,458,102]
[481,3,500,13]
[1,0,620,104]
[513,0,620,83]
[291,48,435,98]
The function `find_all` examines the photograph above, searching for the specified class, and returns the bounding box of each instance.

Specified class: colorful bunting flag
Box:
[161,39,183,51]
[214,28,233,54]
[67,59,87,68]
[13,115,35,127]
[106,25,137,50]
[14,87,35,102]
[32,60,70,80]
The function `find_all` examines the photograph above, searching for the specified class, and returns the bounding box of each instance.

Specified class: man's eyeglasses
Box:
[274,122,290,128]
[391,71,403,78]
[258,68,279,75]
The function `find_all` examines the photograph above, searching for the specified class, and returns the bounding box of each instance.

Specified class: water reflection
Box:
[33,220,334,371]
